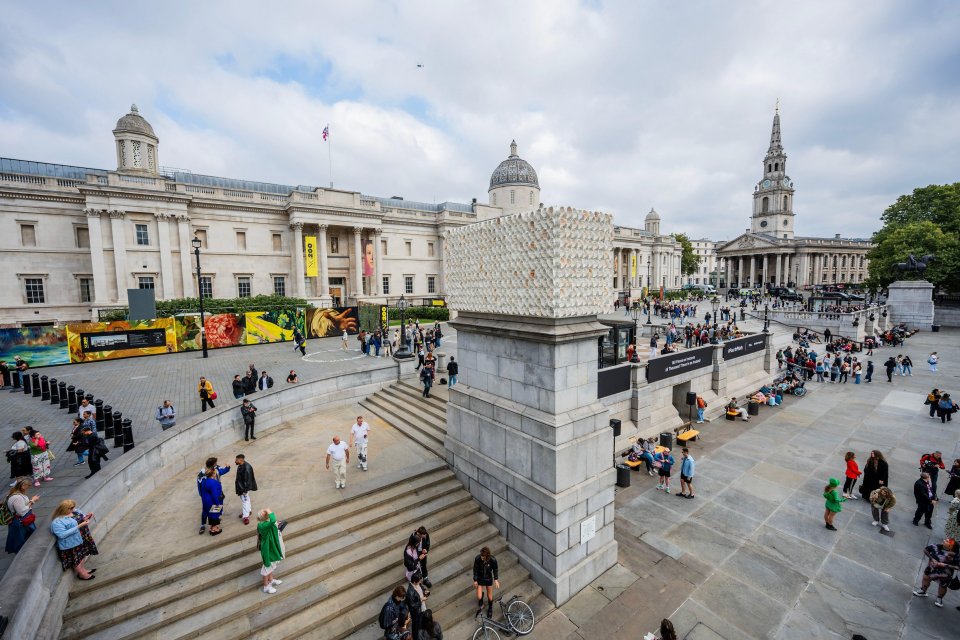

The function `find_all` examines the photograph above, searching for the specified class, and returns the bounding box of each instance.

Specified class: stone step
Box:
[62,475,465,635]
[178,516,502,640]
[380,385,447,423]
[281,540,523,640]
[63,489,477,640]
[65,464,452,614]
[360,397,446,457]
[369,390,448,441]
[396,379,448,411]
[442,581,553,640]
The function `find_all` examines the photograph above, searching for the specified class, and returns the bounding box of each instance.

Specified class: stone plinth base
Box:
[887,280,934,330]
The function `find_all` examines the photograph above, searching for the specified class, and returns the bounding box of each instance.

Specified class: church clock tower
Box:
[751,104,796,239]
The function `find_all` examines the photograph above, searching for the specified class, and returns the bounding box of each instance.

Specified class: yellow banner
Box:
[304,236,318,276]
[630,253,637,278]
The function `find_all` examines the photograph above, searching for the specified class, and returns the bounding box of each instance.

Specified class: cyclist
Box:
[473,546,500,618]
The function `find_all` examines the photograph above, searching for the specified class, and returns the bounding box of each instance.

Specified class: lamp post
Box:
[763,303,770,334]
[394,295,412,359]
[191,236,209,358]
[646,258,652,325]
[630,303,642,348]
[712,296,719,323]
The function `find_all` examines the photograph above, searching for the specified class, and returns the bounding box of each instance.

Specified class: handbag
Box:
[949,576,960,591]
[278,520,288,533]
[210,391,218,400]
[47,449,56,461]
[19,511,36,527]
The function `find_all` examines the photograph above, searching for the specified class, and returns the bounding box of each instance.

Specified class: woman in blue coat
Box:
[199,468,225,535]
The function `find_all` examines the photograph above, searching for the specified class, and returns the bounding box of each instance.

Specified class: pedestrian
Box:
[243,370,257,396]
[67,418,87,466]
[911,537,958,608]
[420,363,434,398]
[49,499,97,580]
[292,327,306,356]
[197,457,229,534]
[199,468,224,536]
[80,427,107,480]
[842,451,861,499]
[655,448,675,494]
[944,459,960,498]
[416,526,432,588]
[649,333,658,359]
[928,351,939,372]
[77,397,96,420]
[235,454,257,525]
[257,371,274,391]
[350,415,370,472]
[379,585,411,639]
[24,428,53,487]
[883,356,896,383]
[902,354,913,376]
[677,448,695,499]
[839,361,849,384]
[257,508,285,594]
[155,400,176,431]
[815,360,825,383]
[4,479,38,553]
[418,608,442,640]
[404,533,424,582]
[406,571,428,640]
[326,436,350,489]
[81,410,97,435]
[695,394,707,424]
[913,472,937,529]
[13,356,28,387]
[341,329,349,351]
[823,477,845,531]
[447,357,459,388]
[241,399,258,441]
[865,360,874,383]
[472,546,500,618]
[937,393,955,423]
[927,388,942,419]
[415,345,426,371]
[869,486,896,532]
[853,361,862,384]
[945,490,960,542]
[859,450,889,500]
[921,451,946,494]
[286,370,299,383]
[198,376,216,411]
[232,375,245,400]
[654,618,678,640]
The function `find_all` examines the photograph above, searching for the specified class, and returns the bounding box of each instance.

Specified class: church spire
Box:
[767,104,783,157]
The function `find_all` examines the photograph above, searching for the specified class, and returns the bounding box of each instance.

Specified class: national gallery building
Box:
[0,106,683,326]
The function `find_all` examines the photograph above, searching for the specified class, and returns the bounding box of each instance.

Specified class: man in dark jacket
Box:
[446,357,459,388]
[380,585,409,640]
[257,371,274,391]
[884,356,897,383]
[912,472,937,529]
[234,454,258,525]
[243,370,257,396]
[241,399,258,441]
[232,375,244,400]
[81,426,108,480]
[292,328,306,356]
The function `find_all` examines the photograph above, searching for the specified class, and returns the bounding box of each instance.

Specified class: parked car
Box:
[770,287,803,301]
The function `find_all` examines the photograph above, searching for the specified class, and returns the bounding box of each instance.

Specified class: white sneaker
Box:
[271,579,283,586]
[263,586,277,594]
[882,525,890,531]
[871,521,879,526]
[913,590,928,597]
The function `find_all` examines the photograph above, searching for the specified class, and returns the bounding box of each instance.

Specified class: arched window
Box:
[767,164,772,173]
[510,190,515,205]
[833,256,838,267]
[762,197,769,213]
[841,256,846,267]
[492,193,496,206]
[859,256,864,268]
[774,162,779,172]
[783,196,788,210]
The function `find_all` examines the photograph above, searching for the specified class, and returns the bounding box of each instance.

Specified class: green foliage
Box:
[100,295,310,321]
[672,233,700,276]
[386,306,450,322]
[867,183,960,292]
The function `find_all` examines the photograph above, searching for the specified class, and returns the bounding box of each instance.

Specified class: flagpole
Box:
[327,129,333,188]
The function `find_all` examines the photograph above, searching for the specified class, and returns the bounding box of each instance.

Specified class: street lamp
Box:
[191,235,209,358]
[630,303,642,349]
[394,295,413,359]
[763,303,770,333]
[645,258,653,325]
[712,296,719,323]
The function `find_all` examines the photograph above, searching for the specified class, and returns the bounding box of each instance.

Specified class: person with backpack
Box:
[473,546,499,618]
[937,393,956,424]
[695,394,707,424]
[379,585,411,639]
[292,328,306,356]
[3,479,38,553]
[257,508,285,594]
[926,389,942,419]
[655,448,676,494]
[80,426,108,480]
[155,400,176,431]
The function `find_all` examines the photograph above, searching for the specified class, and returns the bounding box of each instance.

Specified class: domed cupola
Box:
[113,104,160,173]
[487,140,540,214]
[644,208,661,235]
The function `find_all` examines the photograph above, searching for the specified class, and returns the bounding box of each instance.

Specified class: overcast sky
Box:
[1,0,957,242]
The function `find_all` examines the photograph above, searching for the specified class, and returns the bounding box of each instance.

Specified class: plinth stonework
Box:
[444,206,617,605]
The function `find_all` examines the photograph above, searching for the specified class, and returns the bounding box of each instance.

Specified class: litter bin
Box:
[616,464,631,488]
[932,325,940,333]
[659,432,674,450]
[747,400,760,416]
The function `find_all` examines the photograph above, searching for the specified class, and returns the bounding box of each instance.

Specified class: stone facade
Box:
[887,280,935,329]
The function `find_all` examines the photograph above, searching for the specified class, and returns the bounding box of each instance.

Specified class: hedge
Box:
[386,306,450,322]
[99,295,310,321]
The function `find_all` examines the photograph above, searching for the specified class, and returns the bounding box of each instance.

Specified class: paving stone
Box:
[692,571,788,638]
[589,563,639,601]
[718,542,809,606]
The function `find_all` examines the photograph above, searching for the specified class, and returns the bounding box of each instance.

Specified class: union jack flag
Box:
[322,125,329,141]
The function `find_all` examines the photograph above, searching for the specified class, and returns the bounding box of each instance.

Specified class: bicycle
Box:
[472,594,535,639]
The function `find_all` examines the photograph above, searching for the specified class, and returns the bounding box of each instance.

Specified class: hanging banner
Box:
[362,239,374,277]
[304,236,318,277]
[630,253,637,279]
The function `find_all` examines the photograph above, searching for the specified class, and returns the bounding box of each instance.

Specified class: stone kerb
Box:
[0,360,397,640]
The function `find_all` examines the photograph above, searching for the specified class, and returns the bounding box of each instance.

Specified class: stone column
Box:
[374,227,384,296]
[154,213,174,299]
[749,255,756,287]
[84,209,109,304]
[775,253,782,287]
[317,224,330,299]
[761,254,768,288]
[352,226,364,299]
[444,206,617,606]
[177,215,194,297]
[738,256,745,287]
[109,210,128,300]
[612,247,620,288]
[291,222,306,297]
[784,254,792,287]
[724,258,731,289]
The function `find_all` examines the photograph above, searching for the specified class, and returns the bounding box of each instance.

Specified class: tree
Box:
[867,182,960,292]
[672,233,700,276]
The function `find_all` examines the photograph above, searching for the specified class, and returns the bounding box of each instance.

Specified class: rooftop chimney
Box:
[835,234,841,239]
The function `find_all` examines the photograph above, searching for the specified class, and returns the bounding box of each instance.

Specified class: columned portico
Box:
[84,209,109,304]
[155,213,174,299]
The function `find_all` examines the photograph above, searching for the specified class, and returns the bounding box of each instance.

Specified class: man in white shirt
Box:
[78,398,96,419]
[349,416,370,471]
[325,436,351,489]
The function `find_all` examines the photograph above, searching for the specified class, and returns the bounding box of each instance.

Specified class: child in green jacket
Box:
[257,509,285,594]
[823,477,846,531]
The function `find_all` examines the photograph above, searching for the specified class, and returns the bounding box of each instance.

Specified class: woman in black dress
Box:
[859,450,889,500]
[472,546,499,619]
[944,458,960,497]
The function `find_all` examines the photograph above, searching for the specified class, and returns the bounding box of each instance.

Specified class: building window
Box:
[236,231,247,251]
[135,223,150,246]
[783,196,788,210]
[78,277,94,303]
[510,190,515,204]
[194,229,207,248]
[273,276,286,297]
[237,276,251,298]
[20,224,36,247]
[380,239,388,256]
[271,233,282,252]
[382,276,390,295]
[427,242,434,257]
[405,241,412,256]
[76,226,90,248]
[199,276,213,299]
[330,236,339,254]
[138,276,155,290]
[427,275,436,294]
[404,275,414,294]
[761,197,769,213]
[25,278,45,304]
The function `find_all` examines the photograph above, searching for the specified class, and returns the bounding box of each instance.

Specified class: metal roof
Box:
[366,195,473,213]
[0,158,107,179]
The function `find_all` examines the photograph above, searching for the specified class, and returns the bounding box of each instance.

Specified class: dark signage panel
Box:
[80,329,167,353]
[722,334,767,361]
[598,364,631,399]
[645,346,713,383]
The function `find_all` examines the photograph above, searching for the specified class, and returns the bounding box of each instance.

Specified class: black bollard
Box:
[22,373,32,395]
[102,405,113,438]
[41,375,50,401]
[12,369,21,389]
[31,372,41,397]
[1,368,10,387]
[113,415,125,449]
[58,382,68,409]
[67,386,78,413]
[122,418,134,452]
[49,378,59,405]
[94,400,105,433]
[85,393,94,405]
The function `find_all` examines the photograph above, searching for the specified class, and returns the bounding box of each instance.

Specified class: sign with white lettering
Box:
[645,346,713,383]
[722,334,767,361]
[580,516,597,545]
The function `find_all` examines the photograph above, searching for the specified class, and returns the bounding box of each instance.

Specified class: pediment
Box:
[717,233,779,252]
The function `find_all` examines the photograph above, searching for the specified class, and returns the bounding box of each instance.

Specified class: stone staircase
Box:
[60,382,553,639]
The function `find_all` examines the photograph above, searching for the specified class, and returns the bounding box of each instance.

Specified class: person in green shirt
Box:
[257,509,285,594]
[823,477,846,531]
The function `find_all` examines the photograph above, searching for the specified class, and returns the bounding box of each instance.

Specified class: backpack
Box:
[378,600,395,630]
[0,500,13,526]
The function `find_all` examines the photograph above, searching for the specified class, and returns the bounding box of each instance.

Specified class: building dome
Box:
[488,140,539,191]
[113,104,157,139]
[645,208,660,221]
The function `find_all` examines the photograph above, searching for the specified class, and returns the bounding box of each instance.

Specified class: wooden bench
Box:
[676,428,700,444]
[725,398,750,421]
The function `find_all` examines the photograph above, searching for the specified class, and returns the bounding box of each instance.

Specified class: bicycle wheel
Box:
[506,599,536,635]
[473,625,502,640]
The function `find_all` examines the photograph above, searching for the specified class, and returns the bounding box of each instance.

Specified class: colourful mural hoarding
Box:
[175,313,246,351]
[0,326,70,367]
[306,307,359,338]
[244,309,306,344]
[66,318,177,364]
